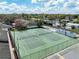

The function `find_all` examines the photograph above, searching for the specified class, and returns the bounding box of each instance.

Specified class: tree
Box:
[14,19,29,30]
[71,25,75,29]
[36,19,43,28]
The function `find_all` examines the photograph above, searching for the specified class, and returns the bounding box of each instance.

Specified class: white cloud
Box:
[42,0,79,14]
[32,0,47,3]
[0,1,29,14]
[0,0,79,14]
[44,0,65,7]
[0,1,56,14]
[32,0,37,3]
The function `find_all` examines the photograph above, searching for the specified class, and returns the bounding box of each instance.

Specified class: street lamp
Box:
[12,23,16,42]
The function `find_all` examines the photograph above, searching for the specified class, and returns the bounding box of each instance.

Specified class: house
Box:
[0,23,12,31]
[66,23,79,29]
[44,19,60,27]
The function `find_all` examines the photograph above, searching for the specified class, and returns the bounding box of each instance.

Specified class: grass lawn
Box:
[71,29,79,33]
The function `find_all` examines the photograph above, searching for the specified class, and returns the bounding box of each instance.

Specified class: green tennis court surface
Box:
[11,28,79,59]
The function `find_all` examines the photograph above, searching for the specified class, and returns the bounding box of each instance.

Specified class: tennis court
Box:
[11,28,79,59]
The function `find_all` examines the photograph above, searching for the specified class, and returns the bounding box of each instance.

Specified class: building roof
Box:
[0,23,12,28]
[11,28,79,59]
[0,30,8,42]
[66,23,79,26]
[0,43,10,59]
[0,30,11,59]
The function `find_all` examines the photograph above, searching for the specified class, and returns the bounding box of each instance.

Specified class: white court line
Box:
[57,53,65,59]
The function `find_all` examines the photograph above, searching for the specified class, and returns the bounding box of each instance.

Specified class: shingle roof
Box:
[0,30,8,42]
[0,30,11,59]
[0,43,10,59]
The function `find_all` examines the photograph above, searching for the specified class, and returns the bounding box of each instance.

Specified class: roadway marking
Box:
[57,53,65,59]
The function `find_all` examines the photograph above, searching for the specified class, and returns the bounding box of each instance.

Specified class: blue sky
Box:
[0,0,79,14]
